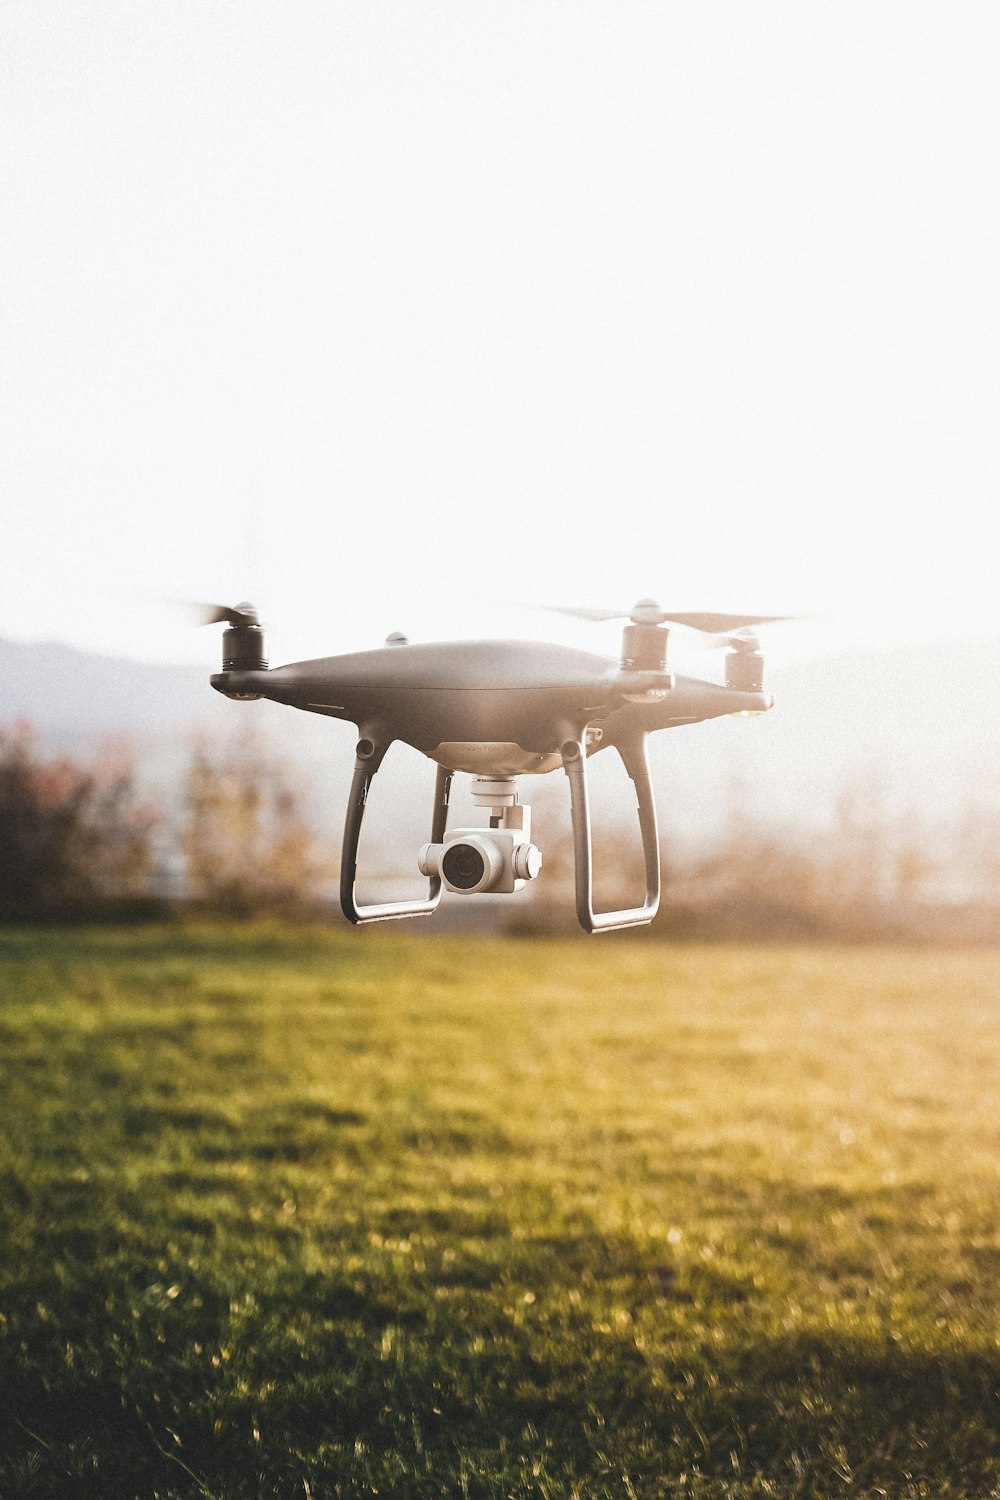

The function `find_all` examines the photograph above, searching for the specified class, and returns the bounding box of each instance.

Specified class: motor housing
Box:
[222,622,268,672]
[725,643,765,691]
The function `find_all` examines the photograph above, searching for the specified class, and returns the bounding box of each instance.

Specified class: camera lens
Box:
[441,841,487,891]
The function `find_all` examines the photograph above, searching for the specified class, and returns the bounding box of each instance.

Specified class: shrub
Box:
[0,721,157,919]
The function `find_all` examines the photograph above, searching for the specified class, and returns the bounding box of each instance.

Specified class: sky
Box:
[2,2,999,669]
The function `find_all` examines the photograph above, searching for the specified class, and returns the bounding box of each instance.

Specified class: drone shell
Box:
[214,638,679,768]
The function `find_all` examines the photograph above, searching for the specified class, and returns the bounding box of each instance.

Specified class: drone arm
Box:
[340,744,453,924]
[562,731,660,934]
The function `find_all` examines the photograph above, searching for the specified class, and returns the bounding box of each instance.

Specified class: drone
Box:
[204,599,786,933]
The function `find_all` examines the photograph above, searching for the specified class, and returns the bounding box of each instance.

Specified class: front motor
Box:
[221,602,267,671]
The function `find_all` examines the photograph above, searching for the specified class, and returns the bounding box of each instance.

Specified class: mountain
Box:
[0,631,355,772]
[0,637,212,744]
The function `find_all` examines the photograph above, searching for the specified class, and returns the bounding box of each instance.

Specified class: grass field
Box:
[1,927,1000,1498]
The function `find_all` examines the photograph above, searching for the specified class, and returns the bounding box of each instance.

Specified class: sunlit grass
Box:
[1,926,999,1497]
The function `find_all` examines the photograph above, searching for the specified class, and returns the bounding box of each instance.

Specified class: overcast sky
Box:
[2,3,998,667]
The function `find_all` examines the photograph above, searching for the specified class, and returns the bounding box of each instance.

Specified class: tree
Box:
[954,775,1000,902]
[0,721,157,919]
[181,734,331,915]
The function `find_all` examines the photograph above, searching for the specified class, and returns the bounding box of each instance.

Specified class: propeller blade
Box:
[697,627,762,651]
[539,601,799,632]
[191,601,261,628]
[657,612,794,634]
[540,604,632,623]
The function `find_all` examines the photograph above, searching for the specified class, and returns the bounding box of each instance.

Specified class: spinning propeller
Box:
[545,597,795,634]
[698,626,764,652]
[191,601,261,628]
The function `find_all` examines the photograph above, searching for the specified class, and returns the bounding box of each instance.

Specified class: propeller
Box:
[190,601,261,628]
[544,598,796,634]
[698,626,763,652]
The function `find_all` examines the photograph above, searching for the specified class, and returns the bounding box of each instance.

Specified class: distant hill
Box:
[0,630,355,773]
[659,634,1000,843]
[3,633,999,850]
[0,637,210,744]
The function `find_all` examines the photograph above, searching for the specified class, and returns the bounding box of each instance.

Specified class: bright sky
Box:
[2,3,998,668]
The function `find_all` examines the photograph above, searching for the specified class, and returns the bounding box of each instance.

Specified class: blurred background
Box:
[2,2,998,936]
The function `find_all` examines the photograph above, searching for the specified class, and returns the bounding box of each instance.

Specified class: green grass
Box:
[1,926,1000,1498]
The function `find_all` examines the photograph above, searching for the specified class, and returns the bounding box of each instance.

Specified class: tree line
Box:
[1,718,998,938]
[0,721,328,921]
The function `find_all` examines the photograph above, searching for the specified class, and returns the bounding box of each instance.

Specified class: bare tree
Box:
[181,733,331,915]
[953,774,1000,902]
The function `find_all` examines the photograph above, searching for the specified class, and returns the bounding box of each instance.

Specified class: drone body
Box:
[207,602,779,932]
